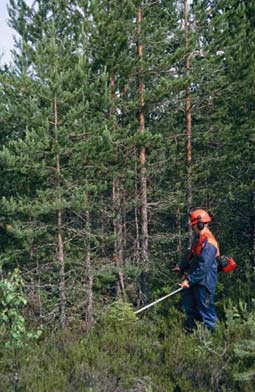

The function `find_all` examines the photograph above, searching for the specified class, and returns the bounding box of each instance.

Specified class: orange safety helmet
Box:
[188,209,212,225]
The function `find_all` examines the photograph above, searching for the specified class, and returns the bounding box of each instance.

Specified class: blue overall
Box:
[180,238,218,331]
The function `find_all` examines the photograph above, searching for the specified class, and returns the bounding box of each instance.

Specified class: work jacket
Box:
[180,227,219,293]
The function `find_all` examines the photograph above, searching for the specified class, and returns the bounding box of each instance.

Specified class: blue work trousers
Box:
[182,284,217,331]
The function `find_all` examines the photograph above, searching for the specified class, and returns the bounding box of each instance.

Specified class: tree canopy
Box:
[0,1,254,390]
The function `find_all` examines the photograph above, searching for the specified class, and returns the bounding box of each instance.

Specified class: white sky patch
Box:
[0,0,33,65]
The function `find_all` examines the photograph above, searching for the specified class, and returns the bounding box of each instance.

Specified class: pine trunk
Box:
[110,73,126,298]
[184,0,193,247]
[250,186,255,267]
[112,178,126,297]
[174,135,182,259]
[36,258,43,322]
[85,194,93,328]
[134,152,141,260]
[54,96,66,328]
[137,6,149,264]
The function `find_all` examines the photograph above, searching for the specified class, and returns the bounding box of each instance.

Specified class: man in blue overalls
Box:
[173,209,219,332]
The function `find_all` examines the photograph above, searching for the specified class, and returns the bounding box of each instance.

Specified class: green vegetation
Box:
[0,0,255,390]
[2,300,255,391]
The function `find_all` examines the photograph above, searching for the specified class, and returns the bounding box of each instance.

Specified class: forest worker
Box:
[173,209,219,332]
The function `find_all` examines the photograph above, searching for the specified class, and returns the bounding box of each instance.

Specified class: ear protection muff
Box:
[196,214,205,230]
[197,221,204,230]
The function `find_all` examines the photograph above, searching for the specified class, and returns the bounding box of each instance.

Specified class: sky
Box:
[0,0,15,64]
[0,0,33,65]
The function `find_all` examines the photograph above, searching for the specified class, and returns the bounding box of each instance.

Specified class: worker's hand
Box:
[172,265,181,273]
[180,279,190,289]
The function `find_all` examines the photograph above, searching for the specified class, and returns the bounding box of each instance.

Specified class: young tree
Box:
[0,0,111,326]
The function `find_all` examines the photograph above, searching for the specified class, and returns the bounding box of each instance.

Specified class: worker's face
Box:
[191,224,200,234]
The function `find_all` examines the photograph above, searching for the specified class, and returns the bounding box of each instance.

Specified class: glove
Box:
[180,278,190,289]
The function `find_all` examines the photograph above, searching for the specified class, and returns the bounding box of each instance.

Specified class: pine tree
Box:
[2,0,254,326]
[0,0,111,325]
[190,0,255,285]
